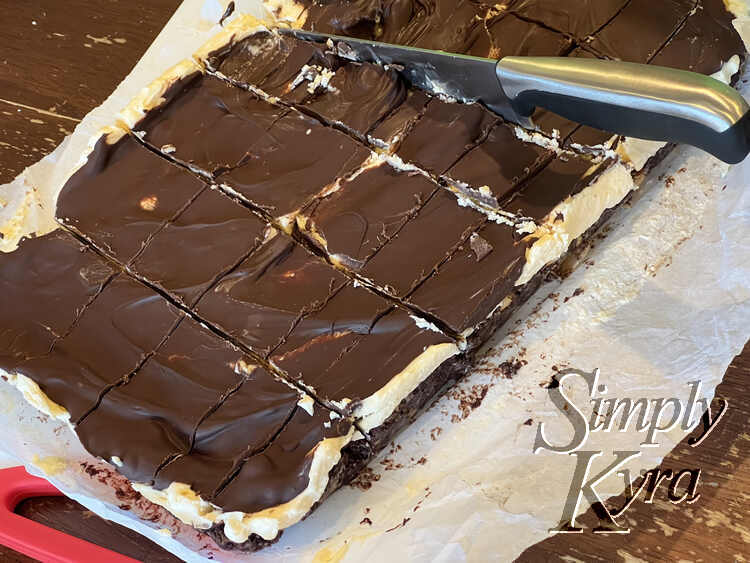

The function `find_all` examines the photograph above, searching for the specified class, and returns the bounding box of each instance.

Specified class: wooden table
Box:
[1,2,748,561]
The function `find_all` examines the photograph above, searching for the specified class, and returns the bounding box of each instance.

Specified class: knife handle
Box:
[495,57,750,164]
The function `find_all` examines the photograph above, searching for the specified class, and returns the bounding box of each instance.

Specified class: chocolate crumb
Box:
[386,517,411,532]
[350,467,381,490]
[554,212,565,222]
[523,418,533,426]
[430,427,442,440]
[665,176,675,187]
[360,517,372,526]
[416,456,427,465]
[497,358,523,378]
[469,233,493,261]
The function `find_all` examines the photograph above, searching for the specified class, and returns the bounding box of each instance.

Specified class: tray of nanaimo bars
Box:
[1,0,749,560]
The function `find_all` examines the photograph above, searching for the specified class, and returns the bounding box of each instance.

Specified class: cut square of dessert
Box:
[217,111,370,227]
[128,72,288,176]
[406,221,529,339]
[378,0,488,53]
[585,0,697,63]
[650,0,746,76]
[355,189,486,298]
[0,230,117,370]
[270,283,462,447]
[296,156,440,271]
[11,274,182,424]
[194,231,348,358]
[444,121,554,215]
[468,12,573,58]
[131,187,270,307]
[73,315,297,485]
[207,30,338,103]
[396,99,498,175]
[510,0,631,39]
[56,130,207,265]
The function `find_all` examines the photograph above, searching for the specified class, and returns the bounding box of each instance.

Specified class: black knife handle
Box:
[496,57,750,164]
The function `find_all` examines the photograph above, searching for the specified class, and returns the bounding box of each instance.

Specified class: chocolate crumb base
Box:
[205,438,373,551]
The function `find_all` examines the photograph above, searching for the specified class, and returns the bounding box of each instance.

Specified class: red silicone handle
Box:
[0,466,139,563]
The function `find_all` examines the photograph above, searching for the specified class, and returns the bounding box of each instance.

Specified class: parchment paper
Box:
[1,2,749,561]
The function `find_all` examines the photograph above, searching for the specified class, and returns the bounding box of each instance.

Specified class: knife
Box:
[280,29,750,165]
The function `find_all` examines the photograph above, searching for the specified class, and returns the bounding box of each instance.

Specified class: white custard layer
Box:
[354,341,460,433]
[516,163,636,286]
[2,369,71,423]
[134,424,355,543]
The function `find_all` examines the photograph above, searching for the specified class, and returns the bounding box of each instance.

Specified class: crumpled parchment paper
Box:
[1,1,749,561]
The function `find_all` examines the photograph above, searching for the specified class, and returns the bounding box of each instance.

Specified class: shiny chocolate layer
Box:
[469,13,572,58]
[511,0,630,39]
[299,160,439,270]
[135,74,287,176]
[131,188,268,306]
[213,31,337,103]
[651,0,746,76]
[379,0,486,53]
[14,274,182,423]
[212,407,352,514]
[408,222,528,333]
[77,316,294,485]
[446,122,553,204]
[218,112,370,218]
[586,0,696,63]
[271,286,451,409]
[0,231,117,370]
[56,134,207,265]
[153,362,299,497]
[300,0,383,38]
[273,285,452,408]
[300,62,407,138]
[195,232,348,357]
[397,99,498,175]
[359,189,486,298]
[368,89,430,149]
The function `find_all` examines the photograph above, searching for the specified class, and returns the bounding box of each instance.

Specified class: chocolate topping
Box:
[195,233,347,357]
[379,0,485,53]
[300,160,439,270]
[446,122,552,203]
[511,0,630,39]
[214,32,337,102]
[360,189,486,297]
[15,275,182,423]
[397,100,498,174]
[76,316,276,485]
[301,0,383,38]
[301,62,407,137]
[218,112,370,218]
[586,0,696,63]
[153,363,299,496]
[651,0,746,76]
[131,188,267,306]
[368,89,430,149]
[136,74,287,176]
[56,134,207,264]
[469,13,572,58]
[408,222,527,333]
[0,231,116,369]
[213,407,352,513]
[273,286,453,410]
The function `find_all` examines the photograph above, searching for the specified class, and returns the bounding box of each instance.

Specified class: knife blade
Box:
[279,28,750,164]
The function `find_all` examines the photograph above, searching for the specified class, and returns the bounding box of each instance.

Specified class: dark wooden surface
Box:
[1,2,748,561]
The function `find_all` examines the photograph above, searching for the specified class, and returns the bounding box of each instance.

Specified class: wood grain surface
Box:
[0,1,747,561]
